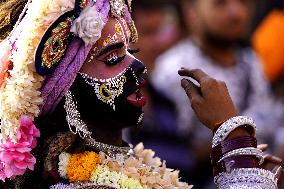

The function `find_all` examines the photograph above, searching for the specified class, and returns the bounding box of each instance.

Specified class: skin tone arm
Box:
[178,68,283,187]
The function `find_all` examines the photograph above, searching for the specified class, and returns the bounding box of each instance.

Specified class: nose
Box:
[227,0,246,19]
[131,59,148,86]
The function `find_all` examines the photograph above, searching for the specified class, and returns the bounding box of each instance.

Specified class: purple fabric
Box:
[96,0,110,23]
[95,0,105,11]
[123,5,132,24]
[40,38,92,115]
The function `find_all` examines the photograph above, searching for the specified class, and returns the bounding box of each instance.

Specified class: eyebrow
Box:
[96,42,125,57]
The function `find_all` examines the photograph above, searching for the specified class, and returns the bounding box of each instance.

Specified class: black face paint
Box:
[69,59,147,128]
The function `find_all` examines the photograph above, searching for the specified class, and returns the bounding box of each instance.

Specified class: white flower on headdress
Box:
[70,5,105,45]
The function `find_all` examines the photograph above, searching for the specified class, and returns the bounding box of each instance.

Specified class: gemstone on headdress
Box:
[110,0,125,17]
[80,0,91,9]
[35,11,76,75]
[42,17,74,69]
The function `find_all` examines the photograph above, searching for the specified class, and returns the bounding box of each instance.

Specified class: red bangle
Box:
[211,136,257,166]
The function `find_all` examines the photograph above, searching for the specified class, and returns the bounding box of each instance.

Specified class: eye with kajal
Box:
[127,48,140,54]
[104,52,126,66]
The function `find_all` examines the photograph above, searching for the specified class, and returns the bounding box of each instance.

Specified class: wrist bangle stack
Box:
[214,168,278,189]
[211,136,257,165]
[218,147,264,164]
[211,135,259,176]
[211,116,278,188]
[213,155,260,176]
[212,116,256,148]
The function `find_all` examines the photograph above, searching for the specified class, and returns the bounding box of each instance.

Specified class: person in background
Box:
[129,0,193,182]
[151,0,279,188]
[252,5,284,186]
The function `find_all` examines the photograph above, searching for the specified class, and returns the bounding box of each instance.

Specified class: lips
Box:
[127,89,147,108]
[126,80,147,108]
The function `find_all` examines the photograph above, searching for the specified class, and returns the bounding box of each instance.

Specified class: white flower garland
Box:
[58,143,193,189]
[58,152,71,179]
[90,165,148,189]
[0,0,75,141]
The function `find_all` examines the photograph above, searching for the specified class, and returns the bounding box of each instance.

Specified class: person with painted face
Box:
[0,0,190,188]
[0,0,281,188]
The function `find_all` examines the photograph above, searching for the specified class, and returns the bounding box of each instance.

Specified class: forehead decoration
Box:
[102,18,130,47]
[35,0,137,76]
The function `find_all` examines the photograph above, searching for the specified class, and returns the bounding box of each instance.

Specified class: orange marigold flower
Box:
[66,151,101,182]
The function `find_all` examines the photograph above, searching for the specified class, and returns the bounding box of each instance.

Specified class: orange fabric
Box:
[252,10,284,82]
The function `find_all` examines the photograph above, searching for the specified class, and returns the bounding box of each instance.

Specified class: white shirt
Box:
[151,38,280,143]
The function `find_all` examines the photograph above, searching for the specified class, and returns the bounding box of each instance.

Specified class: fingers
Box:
[181,79,200,100]
[263,154,283,165]
[178,68,210,83]
[258,144,269,152]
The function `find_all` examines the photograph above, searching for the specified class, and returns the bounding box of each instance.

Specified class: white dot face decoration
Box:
[79,68,128,111]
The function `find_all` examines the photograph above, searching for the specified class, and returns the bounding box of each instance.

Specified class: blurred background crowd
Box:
[0,0,283,188]
[126,0,284,188]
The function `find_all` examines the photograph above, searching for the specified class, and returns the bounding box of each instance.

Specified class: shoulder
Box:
[155,38,198,67]
[152,38,199,81]
[238,47,263,71]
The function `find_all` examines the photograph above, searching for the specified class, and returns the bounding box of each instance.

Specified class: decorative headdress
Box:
[0,0,138,180]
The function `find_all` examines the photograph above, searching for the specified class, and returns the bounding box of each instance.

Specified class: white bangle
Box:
[214,168,278,189]
[212,116,256,147]
[218,147,264,165]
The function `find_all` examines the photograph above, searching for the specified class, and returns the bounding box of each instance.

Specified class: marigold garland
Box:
[67,151,101,182]
[58,143,193,189]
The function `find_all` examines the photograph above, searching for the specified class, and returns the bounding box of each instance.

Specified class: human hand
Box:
[178,68,239,131]
[258,144,283,189]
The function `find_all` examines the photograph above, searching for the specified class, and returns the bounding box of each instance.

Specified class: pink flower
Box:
[18,115,40,148]
[0,162,6,181]
[0,143,36,178]
[0,115,40,181]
